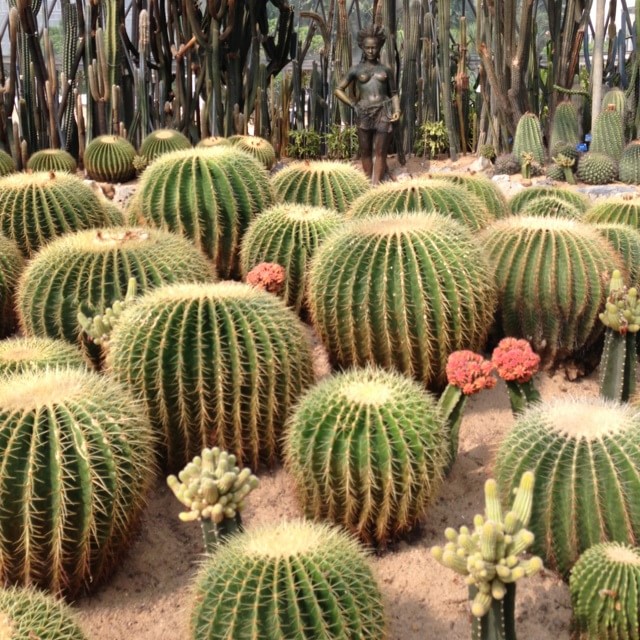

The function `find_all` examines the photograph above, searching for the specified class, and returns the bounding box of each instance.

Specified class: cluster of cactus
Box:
[138,129,191,165]
[586,197,640,228]
[284,367,448,544]
[508,186,588,215]
[84,135,137,183]
[191,520,387,639]
[590,105,625,161]
[512,113,545,165]
[494,154,521,175]
[549,101,580,151]
[167,447,259,551]
[0,336,87,375]
[428,173,509,219]
[26,149,77,173]
[577,152,618,184]
[0,234,24,337]
[229,135,276,170]
[272,161,369,213]
[619,141,640,184]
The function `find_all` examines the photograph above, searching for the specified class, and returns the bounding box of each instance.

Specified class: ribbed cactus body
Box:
[482,217,623,363]
[550,101,580,152]
[0,586,87,639]
[512,113,545,165]
[519,195,582,219]
[0,368,155,597]
[590,107,625,160]
[0,337,88,375]
[585,198,640,228]
[139,129,191,163]
[432,173,509,219]
[496,397,640,576]
[84,135,137,183]
[348,179,493,230]
[230,135,276,170]
[284,367,447,544]
[308,213,497,388]
[509,186,589,215]
[106,282,315,470]
[570,542,640,639]
[0,172,109,257]
[191,521,387,639]
[602,87,627,114]
[240,204,343,312]
[132,148,274,278]
[577,152,618,184]
[0,150,15,176]
[26,149,77,173]
[0,235,24,338]
[272,161,369,213]
[594,223,640,284]
[619,141,640,184]
[17,228,214,347]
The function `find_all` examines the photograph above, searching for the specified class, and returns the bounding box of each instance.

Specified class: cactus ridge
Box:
[230,135,277,170]
[139,129,191,163]
[240,204,343,312]
[84,135,137,183]
[191,520,387,639]
[272,161,370,213]
[348,178,493,230]
[285,367,447,544]
[512,113,546,165]
[132,148,274,278]
[0,234,24,337]
[509,186,589,215]
[619,142,640,184]
[26,149,77,174]
[0,150,16,177]
[591,108,625,160]
[0,337,88,376]
[577,152,618,184]
[549,101,580,152]
[430,172,510,219]
[106,281,315,471]
[308,213,497,388]
[0,368,156,597]
[482,216,624,363]
[594,223,640,285]
[496,397,640,576]
[586,198,640,229]
[17,227,215,347]
[518,195,583,219]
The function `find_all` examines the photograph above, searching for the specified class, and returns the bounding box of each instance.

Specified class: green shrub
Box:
[414,120,449,158]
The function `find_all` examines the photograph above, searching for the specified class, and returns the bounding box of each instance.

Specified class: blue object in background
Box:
[577,143,588,152]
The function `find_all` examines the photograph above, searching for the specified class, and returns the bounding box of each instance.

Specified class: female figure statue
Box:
[334,25,400,185]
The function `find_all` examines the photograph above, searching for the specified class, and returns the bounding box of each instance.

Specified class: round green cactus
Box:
[230,134,276,170]
[494,153,521,175]
[585,197,640,228]
[284,367,447,544]
[546,163,568,182]
[191,520,387,639]
[348,178,493,230]
[518,195,583,219]
[577,152,618,184]
[84,135,137,183]
[0,171,110,257]
[308,213,497,388]
[196,136,232,148]
[240,203,343,312]
[272,161,369,213]
[432,172,509,219]
[549,101,580,152]
[0,337,88,375]
[619,141,640,184]
[0,234,24,338]
[512,112,545,165]
[17,227,215,349]
[550,141,580,164]
[0,585,87,639]
[509,186,589,215]
[570,542,640,639]
[131,147,274,278]
[139,128,191,163]
[602,87,627,114]
[593,223,640,285]
[590,106,625,161]
[106,281,315,471]
[0,367,155,597]
[482,216,623,364]
[495,397,640,576]
[0,150,16,176]
[26,149,77,173]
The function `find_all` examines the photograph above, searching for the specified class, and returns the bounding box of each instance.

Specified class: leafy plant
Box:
[413,120,450,158]
[325,124,358,160]
[286,129,322,159]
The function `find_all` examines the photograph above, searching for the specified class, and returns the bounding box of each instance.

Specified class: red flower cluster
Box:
[491,338,540,383]
[246,262,286,294]
[446,351,496,395]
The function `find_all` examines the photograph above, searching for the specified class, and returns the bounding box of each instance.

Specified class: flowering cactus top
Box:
[246,262,286,294]
[445,351,496,395]
[492,338,541,383]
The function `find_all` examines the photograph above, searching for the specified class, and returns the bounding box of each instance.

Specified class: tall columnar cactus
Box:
[432,173,510,219]
[229,134,277,170]
[577,152,618,184]
[308,213,497,389]
[26,149,77,173]
[0,150,16,177]
[240,204,343,312]
[0,585,87,639]
[0,368,155,597]
[348,179,493,230]
[0,172,110,257]
[590,106,625,161]
[139,129,192,164]
[191,521,387,639]
[570,542,640,640]
[17,228,215,349]
[602,87,627,114]
[84,136,137,183]
[0,337,88,375]
[585,197,640,228]
[594,224,640,285]
[495,397,640,576]
[512,113,545,165]
[619,141,640,184]
[482,217,624,364]
[549,101,580,152]
[106,282,315,471]
[272,161,369,213]
[130,148,274,278]
[518,195,582,219]
[509,186,589,215]
[284,367,448,544]
[0,235,24,338]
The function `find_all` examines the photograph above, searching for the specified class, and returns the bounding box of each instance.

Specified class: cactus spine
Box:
[0,234,24,338]
[512,113,545,165]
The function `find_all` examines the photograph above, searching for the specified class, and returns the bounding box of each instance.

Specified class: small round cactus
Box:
[229,134,276,170]
[26,149,77,173]
[0,234,24,337]
[494,153,521,175]
[619,141,640,185]
[585,197,640,229]
[0,149,15,176]
[191,520,387,639]
[84,135,137,183]
[509,186,589,215]
[272,160,369,213]
[577,151,618,184]
[0,367,155,597]
[285,367,448,544]
[518,195,582,219]
[432,172,509,219]
[0,337,88,375]
[139,128,191,163]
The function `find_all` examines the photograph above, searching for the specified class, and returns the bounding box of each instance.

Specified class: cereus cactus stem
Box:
[167,447,259,553]
[431,472,543,640]
[599,270,640,402]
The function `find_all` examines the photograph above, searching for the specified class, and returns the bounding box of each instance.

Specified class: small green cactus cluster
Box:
[518,195,582,219]
[26,149,77,173]
[549,101,580,152]
[0,337,87,375]
[139,128,191,164]
[0,235,24,337]
[272,161,369,213]
[494,154,521,175]
[590,106,625,161]
[512,113,545,165]
[509,186,589,215]
[230,135,276,170]
[585,197,640,228]
[84,135,137,183]
[577,152,618,184]
[0,150,16,176]
[619,141,640,184]
[429,172,509,219]
[191,520,387,639]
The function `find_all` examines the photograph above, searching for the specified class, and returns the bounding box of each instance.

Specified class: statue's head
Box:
[356,24,386,52]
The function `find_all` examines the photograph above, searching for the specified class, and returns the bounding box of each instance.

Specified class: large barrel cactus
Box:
[590,106,625,160]
[272,161,369,213]
[17,228,215,348]
[26,149,77,173]
[191,520,387,639]
[0,337,88,375]
[0,172,109,257]
[0,234,24,337]
[0,368,155,597]
[593,223,640,285]
[509,186,589,215]
[482,216,623,364]
[284,367,447,544]
[577,152,618,184]
[348,178,493,230]
[549,101,580,152]
[495,397,640,576]
[431,172,509,219]
[518,195,583,219]
[106,281,315,470]
[619,141,640,184]
[230,134,276,170]
[84,135,137,183]
[308,213,497,389]
[130,147,274,278]
[139,129,191,163]
[512,112,545,165]
[585,197,640,228]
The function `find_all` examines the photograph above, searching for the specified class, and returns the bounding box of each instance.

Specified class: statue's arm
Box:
[386,64,400,121]
[334,69,357,108]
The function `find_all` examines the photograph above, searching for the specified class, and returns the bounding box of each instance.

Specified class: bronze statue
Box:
[334,25,400,185]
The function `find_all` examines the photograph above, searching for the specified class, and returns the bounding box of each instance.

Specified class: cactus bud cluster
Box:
[599,270,640,333]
